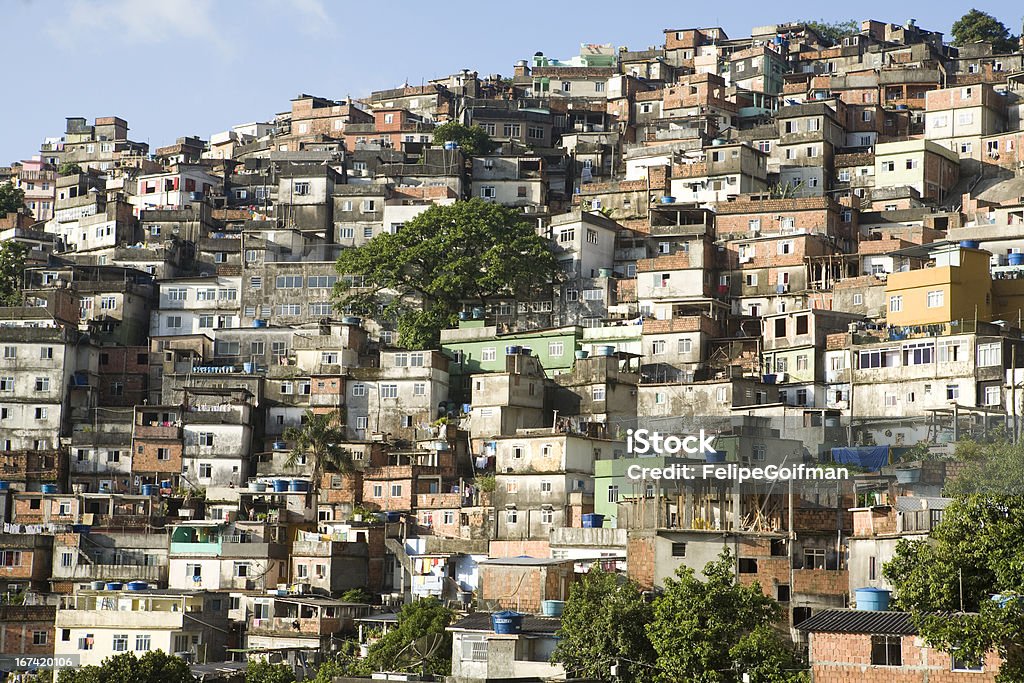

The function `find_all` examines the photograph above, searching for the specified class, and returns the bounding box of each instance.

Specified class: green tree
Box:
[943,438,1024,496]
[883,494,1024,681]
[552,566,657,682]
[804,19,860,45]
[244,660,295,683]
[0,182,25,216]
[951,9,1018,52]
[56,651,194,683]
[334,198,558,349]
[0,237,28,307]
[646,550,807,683]
[357,597,454,676]
[282,409,352,497]
[57,162,82,176]
[431,122,495,157]
[339,587,374,603]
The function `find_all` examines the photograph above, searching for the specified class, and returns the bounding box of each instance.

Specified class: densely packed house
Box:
[1,16,1023,682]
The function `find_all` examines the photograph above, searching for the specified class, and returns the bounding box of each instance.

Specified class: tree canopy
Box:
[244,660,294,683]
[646,550,808,683]
[552,567,657,682]
[57,162,82,176]
[884,493,1024,681]
[355,597,454,676]
[0,182,25,216]
[334,198,559,348]
[803,19,860,45]
[951,10,1018,53]
[56,651,194,683]
[0,241,28,307]
[431,122,495,157]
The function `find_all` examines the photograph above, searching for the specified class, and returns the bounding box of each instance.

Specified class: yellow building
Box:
[885,244,992,326]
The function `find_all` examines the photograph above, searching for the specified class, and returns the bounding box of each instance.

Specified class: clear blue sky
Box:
[2,0,1022,165]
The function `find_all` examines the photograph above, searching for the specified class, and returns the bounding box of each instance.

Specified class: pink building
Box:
[14,157,56,221]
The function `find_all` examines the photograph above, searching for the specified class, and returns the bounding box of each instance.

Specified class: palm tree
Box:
[282,409,353,497]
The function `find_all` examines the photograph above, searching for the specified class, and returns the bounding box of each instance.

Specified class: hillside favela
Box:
[4,7,1024,683]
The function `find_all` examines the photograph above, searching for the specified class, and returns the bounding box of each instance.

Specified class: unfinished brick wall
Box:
[809,632,1001,682]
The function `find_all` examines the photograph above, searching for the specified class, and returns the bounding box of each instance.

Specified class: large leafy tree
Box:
[334,198,558,348]
[883,494,1024,681]
[0,241,28,306]
[0,182,25,216]
[552,567,657,682]
[431,122,495,157]
[943,438,1024,496]
[56,651,194,683]
[646,550,807,683]
[355,597,454,676]
[951,10,1018,53]
[244,660,294,683]
[282,409,352,497]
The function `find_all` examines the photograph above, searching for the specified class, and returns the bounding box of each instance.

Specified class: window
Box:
[889,295,902,312]
[462,634,489,662]
[871,636,902,666]
[528,126,545,139]
[1,346,14,359]
[480,185,496,199]
[136,635,151,652]
[778,240,794,255]
[276,275,303,289]
[34,407,48,420]
[859,348,899,369]
[582,289,602,301]
[33,631,47,646]
[506,508,518,524]
[951,655,984,672]
[548,342,564,357]
[903,342,934,366]
[481,348,496,362]
[380,384,398,399]
[592,386,606,401]
[413,382,426,396]
[234,562,250,577]
[293,181,310,196]
[541,508,553,524]
[978,342,1001,366]
[853,293,863,305]
[503,123,521,137]
[540,480,552,493]
[670,542,687,557]
[79,634,94,650]
[352,384,366,397]
[926,290,944,308]
[651,340,666,355]
[946,384,960,401]
[198,432,214,446]
[984,385,1001,406]
[678,338,692,353]
[738,558,758,573]
[198,463,212,479]
[277,304,301,316]
[113,634,129,652]
[607,485,619,503]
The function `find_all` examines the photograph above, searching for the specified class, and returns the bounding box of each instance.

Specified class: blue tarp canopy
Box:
[830,446,890,472]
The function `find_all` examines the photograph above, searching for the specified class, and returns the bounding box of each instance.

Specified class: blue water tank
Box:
[1008,254,1024,266]
[492,611,524,634]
[41,484,58,494]
[141,485,157,497]
[582,513,605,528]
[960,240,980,249]
[272,479,289,493]
[252,319,267,328]
[541,600,565,617]
[855,587,891,611]
[105,582,124,591]
[288,480,310,493]
[126,581,148,591]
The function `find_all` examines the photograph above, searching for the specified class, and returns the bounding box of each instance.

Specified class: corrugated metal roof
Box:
[795,609,917,635]
[450,612,562,634]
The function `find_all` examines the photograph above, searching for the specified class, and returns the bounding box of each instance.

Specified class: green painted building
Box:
[440,321,583,398]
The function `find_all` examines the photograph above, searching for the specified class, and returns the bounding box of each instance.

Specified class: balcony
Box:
[248,616,341,636]
[56,609,186,629]
[53,563,165,583]
[134,423,182,439]
[170,540,221,555]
